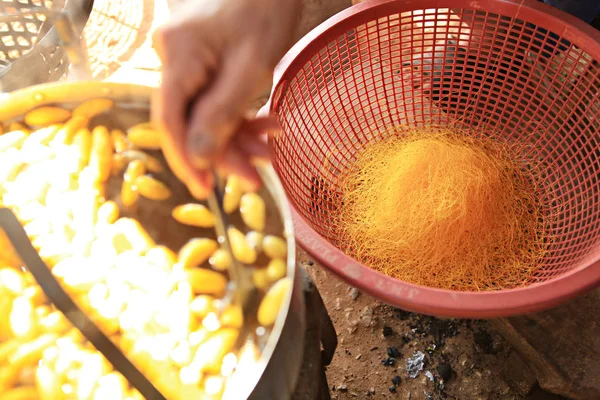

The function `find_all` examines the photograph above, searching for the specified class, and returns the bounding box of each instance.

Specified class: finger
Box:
[239,115,281,137]
[152,26,215,197]
[235,116,281,161]
[235,134,270,161]
[151,26,166,60]
[152,20,212,156]
[155,86,214,199]
[154,74,212,198]
[218,144,262,191]
[152,47,210,148]
[152,74,186,153]
[188,172,213,199]
[187,42,272,167]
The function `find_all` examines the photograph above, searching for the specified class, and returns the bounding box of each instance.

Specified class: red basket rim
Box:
[265,0,600,317]
[271,0,600,106]
[291,207,600,318]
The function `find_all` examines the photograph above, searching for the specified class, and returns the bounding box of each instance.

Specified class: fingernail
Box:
[188,133,215,169]
[239,175,260,192]
[188,180,209,199]
[267,128,282,139]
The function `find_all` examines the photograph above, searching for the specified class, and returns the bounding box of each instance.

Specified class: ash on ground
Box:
[302,252,547,400]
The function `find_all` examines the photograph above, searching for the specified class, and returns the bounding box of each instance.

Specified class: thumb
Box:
[187,44,272,168]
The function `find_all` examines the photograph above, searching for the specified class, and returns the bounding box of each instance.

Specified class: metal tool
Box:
[206,170,260,351]
[0,4,93,92]
[183,97,260,342]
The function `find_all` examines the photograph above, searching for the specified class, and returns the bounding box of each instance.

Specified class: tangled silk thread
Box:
[335,128,549,291]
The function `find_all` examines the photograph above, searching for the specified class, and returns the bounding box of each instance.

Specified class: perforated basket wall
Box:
[0,0,92,91]
[268,0,600,316]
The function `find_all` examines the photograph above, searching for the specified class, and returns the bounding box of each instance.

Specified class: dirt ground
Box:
[297,250,566,400]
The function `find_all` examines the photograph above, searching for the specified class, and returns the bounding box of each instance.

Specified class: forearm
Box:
[294,0,352,42]
[247,0,351,111]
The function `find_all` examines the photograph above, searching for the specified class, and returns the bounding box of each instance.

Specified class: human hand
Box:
[152,0,300,198]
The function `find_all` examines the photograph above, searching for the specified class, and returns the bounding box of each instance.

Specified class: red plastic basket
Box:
[264,0,600,317]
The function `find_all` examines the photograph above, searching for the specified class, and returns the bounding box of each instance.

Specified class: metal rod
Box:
[0,208,167,400]
[206,170,245,294]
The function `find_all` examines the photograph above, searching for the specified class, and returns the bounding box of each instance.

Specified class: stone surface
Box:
[492,289,600,400]
[501,352,538,396]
